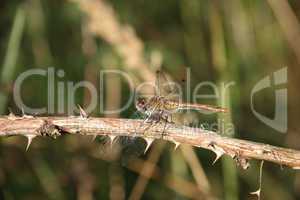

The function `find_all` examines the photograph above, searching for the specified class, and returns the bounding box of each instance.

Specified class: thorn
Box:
[250,189,261,200]
[8,110,17,120]
[144,138,154,154]
[26,135,36,151]
[21,108,33,119]
[200,124,206,130]
[173,140,180,150]
[21,107,25,116]
[169,139,180,150]
[212,150,224,164]
[108,135,117,146]
[78,105,88,119]
[250,160,264,200]
[209,144,225,165]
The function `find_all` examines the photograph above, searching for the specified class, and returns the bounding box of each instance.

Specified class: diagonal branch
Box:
[1,115,300,169]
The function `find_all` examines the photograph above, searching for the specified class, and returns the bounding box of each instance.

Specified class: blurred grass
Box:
[0,5,26,114]
[210,2,239,199]
[0,0,300,199]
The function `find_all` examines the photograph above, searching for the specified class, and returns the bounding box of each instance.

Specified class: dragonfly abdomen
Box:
[178,103,228,113]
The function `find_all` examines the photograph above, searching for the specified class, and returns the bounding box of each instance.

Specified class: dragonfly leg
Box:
[141,111,173,139]
[160,111,173,139]
[161,111,174,124]
[144,111,168,138]
[168,114,174,124]
[138,112,162,138]
[161,120,168,139]
[145,112,161,123]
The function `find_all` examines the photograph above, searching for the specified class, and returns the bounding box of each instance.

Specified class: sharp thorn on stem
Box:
[144,138,154,154]
[8,109,17,120]
[209,143,225,165]
[21,108,25,117]
[250,161,264,200]
[26,135,36,151]
[108,135,117,146]
[212,149,224,164]
[78,105,88,119]
[172,140,180,150]
[21,108,33,119]
[250,190,261,200]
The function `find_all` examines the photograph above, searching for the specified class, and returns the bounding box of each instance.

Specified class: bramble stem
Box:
[0,115,300,169]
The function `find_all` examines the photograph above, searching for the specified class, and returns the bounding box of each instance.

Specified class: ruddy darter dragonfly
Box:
[135,70,227,124]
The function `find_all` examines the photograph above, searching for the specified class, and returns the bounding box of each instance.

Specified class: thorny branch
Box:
[1,114,300,170]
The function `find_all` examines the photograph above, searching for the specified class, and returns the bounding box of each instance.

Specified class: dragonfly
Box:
[123,70,227,156]
[135,70,228,126]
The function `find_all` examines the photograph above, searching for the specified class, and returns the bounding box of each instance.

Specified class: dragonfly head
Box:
[136,97,148,113]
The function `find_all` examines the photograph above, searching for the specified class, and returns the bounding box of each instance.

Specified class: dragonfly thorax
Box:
[136,96,159,113]
[136,96,176,116]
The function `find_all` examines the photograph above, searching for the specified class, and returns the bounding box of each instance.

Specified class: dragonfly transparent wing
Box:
[155,70,183,103]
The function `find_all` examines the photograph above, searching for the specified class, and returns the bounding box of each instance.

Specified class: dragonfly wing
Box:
[155,70,183,103]
[180,103,228,113]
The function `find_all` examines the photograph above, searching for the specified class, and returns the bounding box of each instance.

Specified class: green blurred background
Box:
[0,0,300,199]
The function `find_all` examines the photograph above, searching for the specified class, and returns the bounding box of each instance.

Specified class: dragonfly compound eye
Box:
[136,98,148,112]
[140,99,146,106]
[136,98,143,106]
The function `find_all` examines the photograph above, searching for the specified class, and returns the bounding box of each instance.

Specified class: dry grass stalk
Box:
[71,0,155,83]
